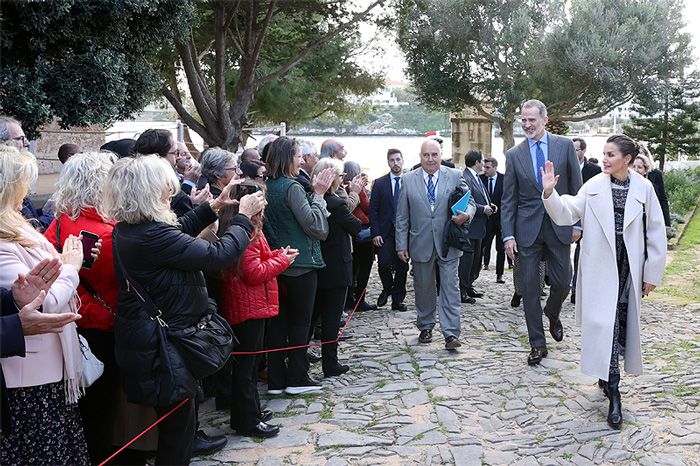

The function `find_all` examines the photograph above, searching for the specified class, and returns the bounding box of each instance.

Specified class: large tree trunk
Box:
[500,119,516,152]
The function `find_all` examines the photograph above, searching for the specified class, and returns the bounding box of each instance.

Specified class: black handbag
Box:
[113,228,235,380]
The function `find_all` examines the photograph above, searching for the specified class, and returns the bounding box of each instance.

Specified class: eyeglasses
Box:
[224,166,239,171]
[11,136,29,144]
[167,149,181,156]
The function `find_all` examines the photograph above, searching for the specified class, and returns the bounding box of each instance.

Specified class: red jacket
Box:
[352,189,370,225]
[219,231,290,326]
[44,209,117,330]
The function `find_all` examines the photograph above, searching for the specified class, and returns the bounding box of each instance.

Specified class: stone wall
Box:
[450,109,493,167]
[33,120,106,174]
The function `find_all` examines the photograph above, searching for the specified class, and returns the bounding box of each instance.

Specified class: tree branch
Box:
[253,0,384,88]
[176,38,219,136]
[249,0,277,68]
[214,2,232,132]
[161,85,216,144]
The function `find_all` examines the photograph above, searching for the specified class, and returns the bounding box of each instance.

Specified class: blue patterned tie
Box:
[427,174,436,206]
[535,141,546,189]
[392,176,401,214]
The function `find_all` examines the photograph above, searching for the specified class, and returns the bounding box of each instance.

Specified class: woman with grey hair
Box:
[103,155,265,465]
[200,147,242,198]
[43,152,120,464]
[343,161,376,312]
[311,158,361,377]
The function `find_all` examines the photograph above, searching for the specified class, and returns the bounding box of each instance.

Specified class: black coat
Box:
[481,172,504,231]
[581,159,602,184]
[296,169,313,193]
[368,173,395,241]
[317,193,362,289]
[170,190,194,218]
[112,203,253,406]
[647,169,671,227]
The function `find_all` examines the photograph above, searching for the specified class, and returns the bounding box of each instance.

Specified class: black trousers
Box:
[347,240,375,305]
[77,328,120,465]
[268,271,317,389]
[482,219,506,277]
[230,319,264,431]
[311,286,347,343]
[376,234,408,305]
[154,398,196,466]
[458,238,483,293]
[572,237,581,293]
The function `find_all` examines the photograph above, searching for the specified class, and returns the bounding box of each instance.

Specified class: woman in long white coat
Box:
[540,134,666,430]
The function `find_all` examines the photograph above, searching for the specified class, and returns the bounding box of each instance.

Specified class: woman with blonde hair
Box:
[632,145,672,237]
[104,155,264,465]
[43,152,120,464]
[0,146,89,465]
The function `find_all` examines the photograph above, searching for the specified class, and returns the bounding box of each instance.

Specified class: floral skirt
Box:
[1,381,89,466]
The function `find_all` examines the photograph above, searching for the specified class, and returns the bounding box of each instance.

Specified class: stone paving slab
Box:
[194,265,700,465]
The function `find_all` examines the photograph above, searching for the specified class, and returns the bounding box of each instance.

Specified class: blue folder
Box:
[451,191,472,216]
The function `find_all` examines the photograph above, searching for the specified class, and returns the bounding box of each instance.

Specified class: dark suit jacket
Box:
[369,173,396,241]
[317,194,362,289]
[462,168,489,240]
[647,169,671,227]
[481,172,504,230]
[170,190,194,218]
[581,159,602,184]
[1,288,24,358]
[501,133,583,247]
[296,169,313,193]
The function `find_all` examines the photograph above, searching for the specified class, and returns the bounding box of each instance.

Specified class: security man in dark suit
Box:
[458,150,493,303]
[480,157,507,283]
[369,149,409,311]
[571,137,602,303]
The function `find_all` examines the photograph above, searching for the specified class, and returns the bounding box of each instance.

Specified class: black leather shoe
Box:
[444,335,461,350]
[496,276,505,284]
[238,421,280,438]
[510,293,522,307]
[548,317,564,342]
[483,264,489,270]
[260,410,273,423]
[308,352,321,364]
[193,430,227,456]
[467,288,484,298]
[377,291,389,307]
[571,293,576,304]
[527,346,548,366]
[323,363,350,377]
[392,302,408,312]
[461,294,476,304]
[418,329,432,343]
[359,300,377,311]
[338,330,354,341]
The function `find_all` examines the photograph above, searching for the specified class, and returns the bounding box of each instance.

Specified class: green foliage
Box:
[0,0,194,139]
[395,0,692,149]
[664,167,700,216]
[624,72,700,169]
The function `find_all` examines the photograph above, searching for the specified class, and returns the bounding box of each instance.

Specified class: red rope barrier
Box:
[98,287,368,465]
[232,287,365,355]
[98,398,190,466]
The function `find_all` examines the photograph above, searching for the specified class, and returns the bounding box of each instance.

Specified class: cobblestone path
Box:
[196,266,700,466]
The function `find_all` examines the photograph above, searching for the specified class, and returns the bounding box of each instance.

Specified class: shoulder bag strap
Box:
[112,226,168,327]
[642,203,648,260]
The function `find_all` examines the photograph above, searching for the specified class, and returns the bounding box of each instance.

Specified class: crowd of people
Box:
[0,98,668,465]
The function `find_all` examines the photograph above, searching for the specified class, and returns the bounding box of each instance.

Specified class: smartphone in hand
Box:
[79,230,100,269]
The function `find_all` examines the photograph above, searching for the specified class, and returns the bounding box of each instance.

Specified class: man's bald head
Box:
[420,139,441,174]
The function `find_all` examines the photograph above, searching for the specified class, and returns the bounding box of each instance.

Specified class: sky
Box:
[360,1,700,83]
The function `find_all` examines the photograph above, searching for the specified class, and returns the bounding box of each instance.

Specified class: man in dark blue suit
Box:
[480,157,507,283]
[459,150,493,302]
[369,149,408,311]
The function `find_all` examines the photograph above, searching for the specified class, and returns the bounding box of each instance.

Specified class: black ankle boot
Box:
[322,343,349,377]
[607,373,622,429]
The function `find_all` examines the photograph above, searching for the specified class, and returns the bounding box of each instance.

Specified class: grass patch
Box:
[319,400,335,420]
[657,207,700,304]
[595,437,605,449]
[251,437,265,443]
[376,380,387,389]
[672,385,700,398]
[535,434,545,444]
[563,453,573,460]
